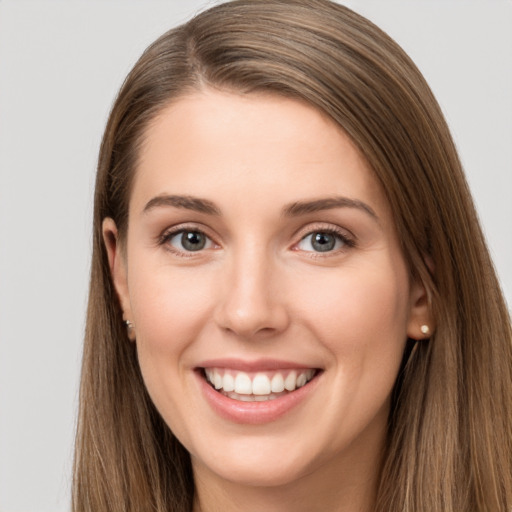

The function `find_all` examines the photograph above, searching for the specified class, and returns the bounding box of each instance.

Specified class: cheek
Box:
[127,263,218,433]
[129,264,215,350]
[292,262,411,441]
[127,262,218,409]
[294,261,411,365]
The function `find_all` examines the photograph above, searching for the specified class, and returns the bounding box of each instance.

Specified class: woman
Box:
[72,1,512,510]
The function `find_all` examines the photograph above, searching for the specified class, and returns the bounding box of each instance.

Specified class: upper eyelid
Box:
[293,222,355,241]
[158,223,216,242]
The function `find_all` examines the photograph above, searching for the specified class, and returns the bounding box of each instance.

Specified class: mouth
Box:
[200,367,320,402]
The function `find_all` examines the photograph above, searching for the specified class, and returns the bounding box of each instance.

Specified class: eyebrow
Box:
[282,197,378,221]
[143,194,221,215]
[142,194,378,221]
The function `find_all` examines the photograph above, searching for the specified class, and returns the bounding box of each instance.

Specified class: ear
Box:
[102,218,135,341]
[406,277,434,340]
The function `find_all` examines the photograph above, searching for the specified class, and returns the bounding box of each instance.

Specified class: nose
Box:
[214,246,290,339]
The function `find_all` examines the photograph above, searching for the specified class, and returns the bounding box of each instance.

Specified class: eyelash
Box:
[293,226,355,256]
[157,224,356,257]
[158,224,218,258]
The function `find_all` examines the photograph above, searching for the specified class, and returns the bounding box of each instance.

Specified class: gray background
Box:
[0,1,510,510]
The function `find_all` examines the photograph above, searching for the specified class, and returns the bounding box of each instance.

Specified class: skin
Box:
[103,89,431,512]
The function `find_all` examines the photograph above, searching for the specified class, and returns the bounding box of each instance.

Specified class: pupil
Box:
[182,231,206,251]
[312,232,335,252]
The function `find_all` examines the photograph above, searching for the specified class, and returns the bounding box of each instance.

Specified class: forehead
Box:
[132,89,390,221]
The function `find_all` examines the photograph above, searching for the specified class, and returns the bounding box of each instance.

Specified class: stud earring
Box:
[420,324,430,335]
[125,320,134,330]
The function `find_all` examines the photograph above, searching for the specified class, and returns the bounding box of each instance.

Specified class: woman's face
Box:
[104,89,429,490]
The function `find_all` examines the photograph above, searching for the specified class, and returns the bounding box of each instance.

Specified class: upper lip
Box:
[196,358,320,372]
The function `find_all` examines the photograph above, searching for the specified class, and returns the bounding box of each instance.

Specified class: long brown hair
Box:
[73,1,512,510]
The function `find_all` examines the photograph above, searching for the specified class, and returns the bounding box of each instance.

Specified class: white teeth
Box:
[284,371,297,391]
[252,373,271,395]
[214,372,223,390]
[222,373,235,392]
[271,373,285,393]
[224,391,283,402]
[234,372,252,395]
[237,394,254,402]
[296,373,307,388]
[204,368,317,399]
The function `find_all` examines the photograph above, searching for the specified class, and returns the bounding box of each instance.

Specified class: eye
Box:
[165,230,214,252]
[296,230,349,253]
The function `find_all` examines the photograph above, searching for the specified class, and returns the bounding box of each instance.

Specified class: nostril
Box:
[213,269,290,338]
[216,307,290,340]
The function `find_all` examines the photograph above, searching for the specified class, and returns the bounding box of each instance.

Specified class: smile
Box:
[202,368,318,402]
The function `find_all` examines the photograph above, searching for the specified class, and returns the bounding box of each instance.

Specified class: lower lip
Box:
[195,370,321,425]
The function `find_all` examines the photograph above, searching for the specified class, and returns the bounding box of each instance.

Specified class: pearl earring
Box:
[125,320,134,330]
[420,324,430,335]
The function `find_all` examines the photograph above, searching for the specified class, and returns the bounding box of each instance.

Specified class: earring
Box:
[125,320,134,330]
[420,324,430,335]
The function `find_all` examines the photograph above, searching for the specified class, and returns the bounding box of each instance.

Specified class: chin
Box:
[190,433,322,489]
[204,457,312,488]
